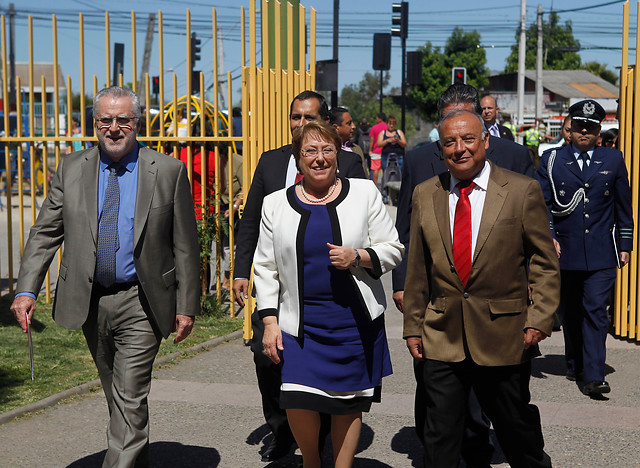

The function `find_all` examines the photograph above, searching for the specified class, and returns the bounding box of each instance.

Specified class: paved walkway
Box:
[2,209,640,467]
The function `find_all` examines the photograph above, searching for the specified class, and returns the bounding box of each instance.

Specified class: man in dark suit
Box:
[10,86,200,467]
[233,90,365,461]
[536,99,633,396]
[404,109,559,468]
[481,95,515,140]
[393,84,533,316]
[392,83,534,466]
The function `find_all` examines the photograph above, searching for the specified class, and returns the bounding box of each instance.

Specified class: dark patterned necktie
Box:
[453,181,475,286]
[95,163,120,287]
[580,152,589,172]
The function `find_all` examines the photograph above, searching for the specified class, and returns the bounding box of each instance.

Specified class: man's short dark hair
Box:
[290,90,330,121]
[376,112,387,122]
[329,106,349,125]
[437,83,481,119]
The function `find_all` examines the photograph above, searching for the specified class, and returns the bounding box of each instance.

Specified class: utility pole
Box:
[9,3,16,110]
[517,0,526,129]
[138,13,156,107]
[536,5,543,122]
[380,71,383,114]
[331,0,339,108]
[391,2,408,131]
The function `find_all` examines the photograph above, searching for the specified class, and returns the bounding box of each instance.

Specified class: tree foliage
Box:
[583,61,618,86]
[504,11,581,72]
[340,71,416,136]
[409,28,488,121]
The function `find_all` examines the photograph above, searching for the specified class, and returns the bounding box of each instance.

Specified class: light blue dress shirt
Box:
[98,146,139,283]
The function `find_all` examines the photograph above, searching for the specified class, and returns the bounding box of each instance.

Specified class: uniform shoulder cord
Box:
[548,149,586,217]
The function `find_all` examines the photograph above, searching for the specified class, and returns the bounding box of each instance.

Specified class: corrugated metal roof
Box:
[525,69,618,99]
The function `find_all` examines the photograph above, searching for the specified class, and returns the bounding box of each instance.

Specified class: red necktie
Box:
[453,181,475,286]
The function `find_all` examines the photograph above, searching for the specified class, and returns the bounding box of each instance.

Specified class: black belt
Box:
[94,280,139,295]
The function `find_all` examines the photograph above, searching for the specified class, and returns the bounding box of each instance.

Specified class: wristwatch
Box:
[354,248,361,268]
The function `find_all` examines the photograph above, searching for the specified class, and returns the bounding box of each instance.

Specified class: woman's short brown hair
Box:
[291,120,342,161]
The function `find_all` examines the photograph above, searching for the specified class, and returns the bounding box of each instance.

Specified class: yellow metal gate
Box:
[0,1,317,341]
[614,1,640,342]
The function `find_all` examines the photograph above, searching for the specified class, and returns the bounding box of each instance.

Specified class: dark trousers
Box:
[414,359,493,467]
[420,359,551,468]
[250,311,294,444]
[83,284,162,468]
[560,268,616,382]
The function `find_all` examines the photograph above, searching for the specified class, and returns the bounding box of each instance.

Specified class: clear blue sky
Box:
[3,0,636,104]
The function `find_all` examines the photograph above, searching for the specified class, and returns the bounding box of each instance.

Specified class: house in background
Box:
[486,69,619,136]
[0,63,66,134]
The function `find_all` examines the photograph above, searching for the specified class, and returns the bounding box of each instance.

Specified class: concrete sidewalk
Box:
[2,209,640,466]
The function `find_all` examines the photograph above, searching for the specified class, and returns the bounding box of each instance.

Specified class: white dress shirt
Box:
[449,161,491,255]
[285,154,298,187]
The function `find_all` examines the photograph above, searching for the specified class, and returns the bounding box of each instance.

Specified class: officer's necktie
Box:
[453,181,475,286]
[579,152,590,172]
[95,163,121,287]
[489,124,500,138]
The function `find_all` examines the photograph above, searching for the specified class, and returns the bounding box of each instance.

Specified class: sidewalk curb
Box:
[0,328,244,426]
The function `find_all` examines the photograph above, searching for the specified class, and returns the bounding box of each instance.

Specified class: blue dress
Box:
[279,194,392,414]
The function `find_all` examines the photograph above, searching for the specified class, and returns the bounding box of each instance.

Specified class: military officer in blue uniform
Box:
[536,99,633,397]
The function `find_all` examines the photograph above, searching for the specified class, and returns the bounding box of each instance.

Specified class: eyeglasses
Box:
[301,147,336,158]
[96,116,138,128]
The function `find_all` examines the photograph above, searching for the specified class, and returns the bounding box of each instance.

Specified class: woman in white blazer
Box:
[254,120,403,468]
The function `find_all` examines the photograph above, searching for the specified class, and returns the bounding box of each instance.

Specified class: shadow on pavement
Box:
[66,442,220,467]
[531,352,615,380]
[391,426,422,467]
[531,353,569,379]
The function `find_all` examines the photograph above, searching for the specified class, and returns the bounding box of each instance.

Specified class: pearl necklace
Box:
[300,178,338,203]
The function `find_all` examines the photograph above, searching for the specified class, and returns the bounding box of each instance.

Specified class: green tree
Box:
[505,11,581,72]
[340,71,389,124]
[340,71,416,136]
[583,61,618,86]
[409,28,488,120]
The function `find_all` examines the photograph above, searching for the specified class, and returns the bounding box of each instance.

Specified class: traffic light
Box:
[451,67,467,85]
[192,70,201,93]
[152,76,159,95]
[391,2,408,39]
[190,32,201,66]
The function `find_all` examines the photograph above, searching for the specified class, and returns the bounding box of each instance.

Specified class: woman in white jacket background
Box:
[254,120,403,468]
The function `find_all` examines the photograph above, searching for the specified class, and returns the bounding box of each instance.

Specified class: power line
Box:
[546,0,626,14]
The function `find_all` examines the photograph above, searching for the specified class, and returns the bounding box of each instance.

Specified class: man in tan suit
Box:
[10,86,200,467]
[403,109,560,468]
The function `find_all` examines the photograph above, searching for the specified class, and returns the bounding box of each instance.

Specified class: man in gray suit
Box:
[10,86,200,467]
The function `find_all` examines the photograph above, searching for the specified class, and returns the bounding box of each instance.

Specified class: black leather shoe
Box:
[261,438,294,462]
[582,380,611,396]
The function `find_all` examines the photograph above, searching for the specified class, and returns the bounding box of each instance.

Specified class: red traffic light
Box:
[451,67,467,85]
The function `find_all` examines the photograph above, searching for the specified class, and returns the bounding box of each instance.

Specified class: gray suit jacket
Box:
[16,145,201,338]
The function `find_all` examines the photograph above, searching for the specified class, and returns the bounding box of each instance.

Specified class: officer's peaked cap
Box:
[569,99,605,124]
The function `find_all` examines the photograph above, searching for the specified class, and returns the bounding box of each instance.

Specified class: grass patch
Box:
[0,294,242,414]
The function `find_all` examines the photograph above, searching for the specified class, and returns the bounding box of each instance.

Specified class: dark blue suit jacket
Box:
[392,136,534,291]
[536,145,633,271]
